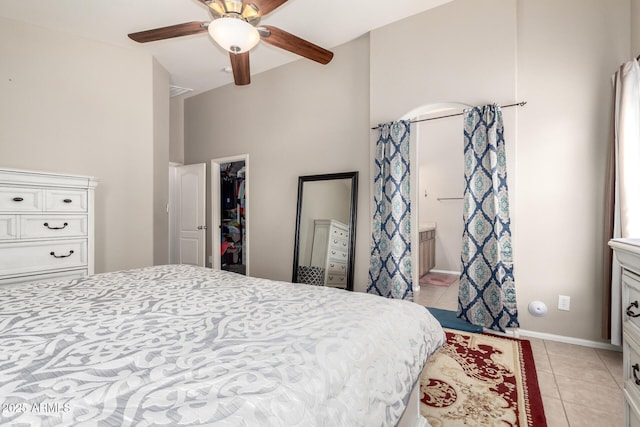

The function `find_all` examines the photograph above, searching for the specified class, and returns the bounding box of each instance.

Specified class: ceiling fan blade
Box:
[230,51,251,85]
[128,21,208,43]
[259,25,333,65]
[245,0,287,16]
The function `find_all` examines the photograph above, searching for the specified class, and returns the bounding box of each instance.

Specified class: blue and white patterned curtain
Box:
[367,121,413,300]
[458,105,519,331]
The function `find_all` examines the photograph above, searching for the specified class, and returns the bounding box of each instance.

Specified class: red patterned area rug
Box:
[419,272,458,287]
[421,329,547,426]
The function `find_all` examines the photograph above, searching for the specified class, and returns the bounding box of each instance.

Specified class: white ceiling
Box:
[0,0,452,97]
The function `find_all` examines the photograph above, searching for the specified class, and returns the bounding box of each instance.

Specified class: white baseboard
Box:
[485,328,622,352]
[449,323,622,352]
[481,328,520,339]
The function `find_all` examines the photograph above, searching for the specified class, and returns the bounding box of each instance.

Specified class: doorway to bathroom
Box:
[414,111,464,310]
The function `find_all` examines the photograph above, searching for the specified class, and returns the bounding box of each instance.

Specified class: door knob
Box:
[197,225,207,230]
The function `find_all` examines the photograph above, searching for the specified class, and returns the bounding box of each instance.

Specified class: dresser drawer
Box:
[327,261,347,275]
[0,187,43,212]
[20,215,88,239]
[624,332,640,409]
[45,189,87,212]
[330,237,349,251]
[0,215,17,240]
[624,271,640,341]
[625,333,640,389]
[328,248,348,262]
[331,227,349,240]
[0,268,88,287]
[0,239,87,277]
[628,395,640,427]
[326,273,346,287]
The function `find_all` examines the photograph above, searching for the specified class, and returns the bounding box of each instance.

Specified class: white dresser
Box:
[0,168,98,286]
[310,219,349,288]
[610,238,640,426]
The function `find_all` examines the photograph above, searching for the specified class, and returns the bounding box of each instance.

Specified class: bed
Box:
[0,265,445,426]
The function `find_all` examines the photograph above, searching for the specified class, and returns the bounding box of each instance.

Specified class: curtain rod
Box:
[370,101,527,130]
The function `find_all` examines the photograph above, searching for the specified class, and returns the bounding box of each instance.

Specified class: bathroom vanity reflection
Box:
[292,172,358,291]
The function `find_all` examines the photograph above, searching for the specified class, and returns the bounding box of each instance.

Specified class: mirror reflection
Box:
[292,172,358,291]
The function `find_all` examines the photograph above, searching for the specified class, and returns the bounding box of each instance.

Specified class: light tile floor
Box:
[414,279,624,426]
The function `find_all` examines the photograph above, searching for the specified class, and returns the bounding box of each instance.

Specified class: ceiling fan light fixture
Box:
[241,3,260,20]
[222,0,243,14]
[208,17,260,53]
[207,1,225,16]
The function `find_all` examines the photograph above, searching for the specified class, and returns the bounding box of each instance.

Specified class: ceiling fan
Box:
[128,0,334,86]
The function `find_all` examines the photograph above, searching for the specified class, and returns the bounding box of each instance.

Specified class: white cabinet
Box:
[610,238,640,427]
[311,219,349,288]
[0,168,98,286]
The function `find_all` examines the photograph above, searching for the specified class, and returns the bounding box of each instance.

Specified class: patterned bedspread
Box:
[0,265,445,426]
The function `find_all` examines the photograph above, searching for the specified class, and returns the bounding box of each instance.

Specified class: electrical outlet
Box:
[558,295,571,311]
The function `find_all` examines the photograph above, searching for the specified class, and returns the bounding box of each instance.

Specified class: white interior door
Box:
[176,163,206,266]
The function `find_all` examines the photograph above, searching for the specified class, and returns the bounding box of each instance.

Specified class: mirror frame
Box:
[291,171,358,291]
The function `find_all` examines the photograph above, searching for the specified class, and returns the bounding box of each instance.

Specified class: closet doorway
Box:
[211,155,249,275]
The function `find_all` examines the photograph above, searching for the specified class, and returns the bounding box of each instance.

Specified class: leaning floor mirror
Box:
[292,172,358,291]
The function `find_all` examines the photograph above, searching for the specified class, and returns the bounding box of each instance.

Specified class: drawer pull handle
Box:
[633,364,640,385]
[50,250,74,259]
[627,301,640,318]
[44,222,68,230]
[12,197,24,202]
[63,199,73,203]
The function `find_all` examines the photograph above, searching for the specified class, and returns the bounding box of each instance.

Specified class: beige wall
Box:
[371,0,630,342]
[0,17,164,273]
[370,0,517,125]
[184,35,371,287]
[633,0,640,55]
[170,97,185,164]
[516,0,628,340]
[153,59,170,265]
